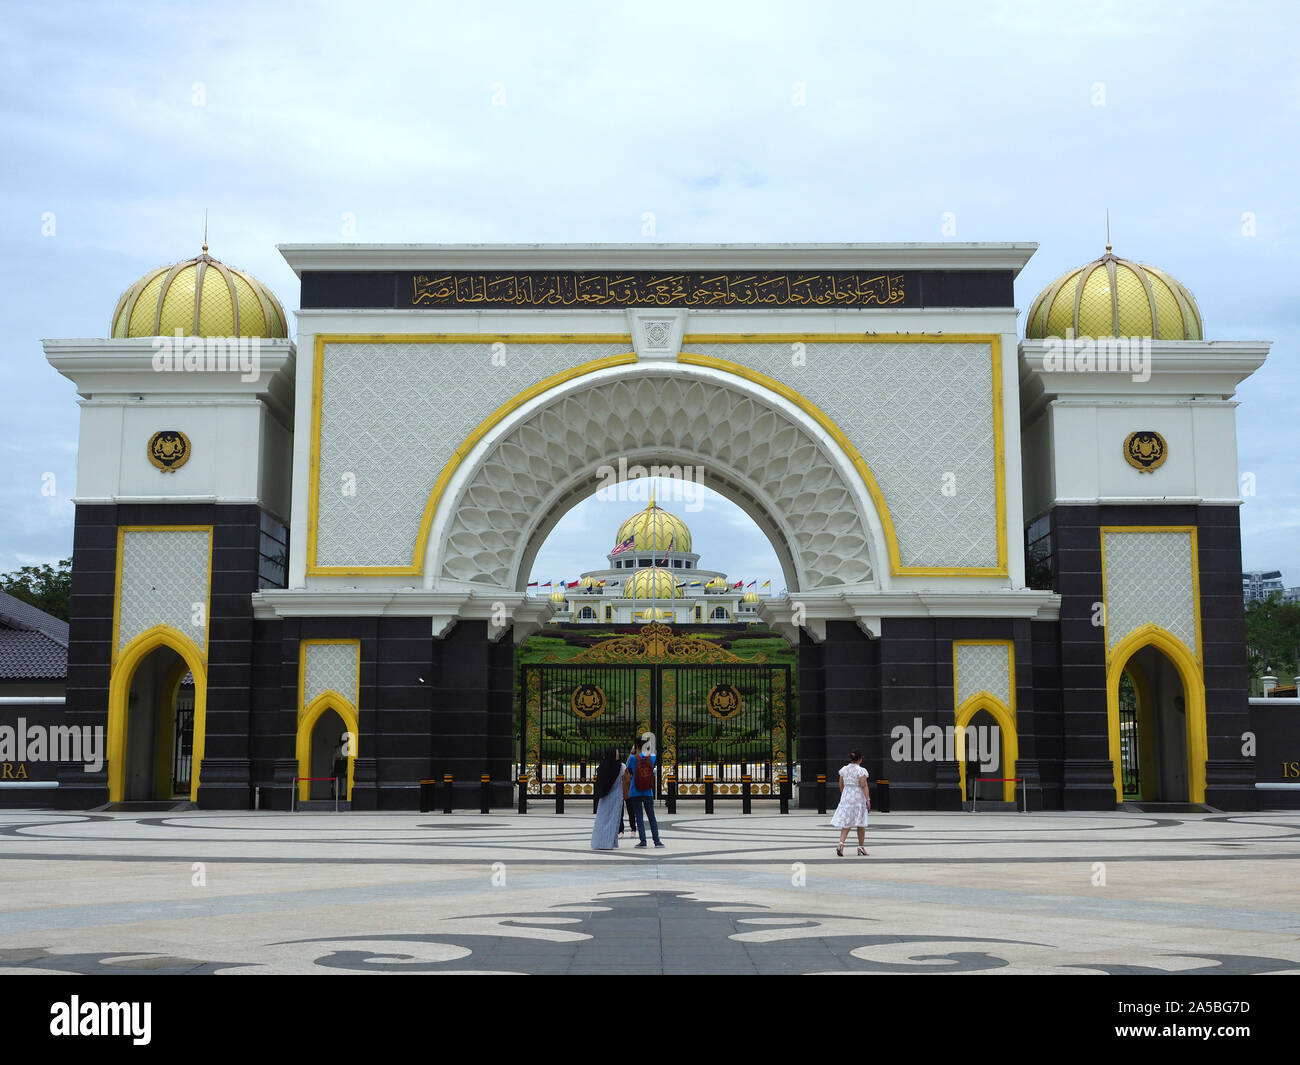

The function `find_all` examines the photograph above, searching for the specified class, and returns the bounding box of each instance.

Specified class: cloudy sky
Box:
[2,1,1296,587]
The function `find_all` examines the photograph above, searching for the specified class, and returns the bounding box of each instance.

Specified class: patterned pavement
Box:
[1,808,1298,975]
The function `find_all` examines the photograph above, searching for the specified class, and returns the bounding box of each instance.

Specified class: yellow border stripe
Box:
[679,334,1007,578]
[306,334,635,576]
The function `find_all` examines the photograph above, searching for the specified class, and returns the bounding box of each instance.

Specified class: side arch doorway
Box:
[1116,651,1190,802]
[107,627,208,803]
[1108,626,1206,804]
[296,695,359,802]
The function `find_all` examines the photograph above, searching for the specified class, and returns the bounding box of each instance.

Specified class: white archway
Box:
[423,362,889,594]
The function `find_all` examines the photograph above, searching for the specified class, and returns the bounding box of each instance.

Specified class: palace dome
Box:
[705,577,728,591]
[621,567,682,599]
[549,588,567,604]
[1024,247,1202,341]
[579,576,597,590]
[111,247,289,339]
[615,498,692,553]
[742,590,761,603]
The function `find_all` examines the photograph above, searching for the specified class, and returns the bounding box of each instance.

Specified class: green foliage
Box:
[0,558,72,622]
[1245,595,1300,681]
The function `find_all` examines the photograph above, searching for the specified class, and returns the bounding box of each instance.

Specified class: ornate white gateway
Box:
[276,244,1057,642]
[42,241,1268,814]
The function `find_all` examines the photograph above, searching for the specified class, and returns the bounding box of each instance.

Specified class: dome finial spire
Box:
[1105,208,1111,254]
[202,208,209,255]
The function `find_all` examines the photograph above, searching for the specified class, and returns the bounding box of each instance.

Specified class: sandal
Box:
[836,843,844,857]
[857,846,868,856]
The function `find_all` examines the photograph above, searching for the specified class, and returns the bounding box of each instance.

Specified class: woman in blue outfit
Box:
[590,748,625,850]
[626,732,663,847]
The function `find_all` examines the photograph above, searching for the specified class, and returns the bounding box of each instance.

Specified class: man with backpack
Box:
[625,734,664,848]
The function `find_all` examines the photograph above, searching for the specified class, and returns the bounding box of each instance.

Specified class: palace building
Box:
[20,239,1277,812]
[544,496,765,624]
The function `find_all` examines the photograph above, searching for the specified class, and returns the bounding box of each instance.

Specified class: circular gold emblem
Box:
[1124,431,1167,473]
[570,683,606,719]
[706,683,743,720]
[148,430,191,473]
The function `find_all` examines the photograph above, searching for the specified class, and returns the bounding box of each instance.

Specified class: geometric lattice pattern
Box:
[316,340,630,567]
[301,641,359,714]
[439,373,875,590]
[1103,530,1198,659]
[688,341,999,568]
[955,641,1012,709]
[117,528,211,653]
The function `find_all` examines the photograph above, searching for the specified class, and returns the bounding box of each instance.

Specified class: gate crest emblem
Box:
[570,683,606,719]
[706,683,743,720]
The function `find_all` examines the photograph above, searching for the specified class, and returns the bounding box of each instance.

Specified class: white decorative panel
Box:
[117,529,211,652]
[302,642,359,711]
[441,375,874,589]
[691,342,998,568]
[316,341,630,567]
[955,642,1011,708]
[1103,530,1197,657]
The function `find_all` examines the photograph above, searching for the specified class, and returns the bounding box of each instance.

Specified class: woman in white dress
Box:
[831,749,870,856]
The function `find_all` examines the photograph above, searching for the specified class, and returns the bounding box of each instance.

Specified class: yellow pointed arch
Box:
[1106,623,1206,804]
[108,625,208,803]
[955,692,1019,803]
[296,692,359,802]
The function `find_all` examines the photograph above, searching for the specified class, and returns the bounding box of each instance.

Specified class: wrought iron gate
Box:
[1118,671,1140,799]
[172,687,194,797]
[520,624,791,799]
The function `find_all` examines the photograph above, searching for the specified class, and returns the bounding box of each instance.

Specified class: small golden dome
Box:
[742,591,761,603]
[705,577,728,591]
[549,589,567,604]
[1025,248,1202,340]
[621,567,681,599]
[579,576,597,590]
[615,497,692,553]
[111,248,289,339]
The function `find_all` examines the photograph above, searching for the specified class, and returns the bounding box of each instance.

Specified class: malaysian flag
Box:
[610,535,635,557]
[659,534,674,566]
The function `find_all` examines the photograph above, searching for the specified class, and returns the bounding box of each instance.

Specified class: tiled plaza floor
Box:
[1,808,1297,974]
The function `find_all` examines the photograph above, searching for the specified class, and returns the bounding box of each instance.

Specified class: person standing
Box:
[832,748,870,856]
[626,732,663,848]
[590,748,625,851]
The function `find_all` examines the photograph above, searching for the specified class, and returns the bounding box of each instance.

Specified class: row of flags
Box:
[528,578,773,590]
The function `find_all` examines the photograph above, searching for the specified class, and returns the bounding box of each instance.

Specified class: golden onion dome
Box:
[705,577,728,591]
[742,591,761,603]
[615,498,692,553]
[548,589,567,604]
[621,567,682,599]
[111,247,289,339]
[579,576,597,590]
[1025,247,1202,341]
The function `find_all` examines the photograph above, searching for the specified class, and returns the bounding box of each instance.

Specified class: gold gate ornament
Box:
[1123,431,1167,473]
[570,683,606,719]
[706,683,743,720]
[148,430,191,473]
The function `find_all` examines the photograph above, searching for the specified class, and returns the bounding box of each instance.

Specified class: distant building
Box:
[543,496,767,624]
[1243,571,1300,603]
[0,591,68,699]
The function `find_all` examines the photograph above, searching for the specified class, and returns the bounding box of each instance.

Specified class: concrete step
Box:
[962,800,1020,812]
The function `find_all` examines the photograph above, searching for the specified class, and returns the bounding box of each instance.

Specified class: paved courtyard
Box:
[1,807,1298,975]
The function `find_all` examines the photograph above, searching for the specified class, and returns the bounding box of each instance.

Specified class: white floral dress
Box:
[831,764,870,828]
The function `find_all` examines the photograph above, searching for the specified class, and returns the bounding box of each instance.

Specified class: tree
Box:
[0,559,72,622]
[1244,594,1300,683]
